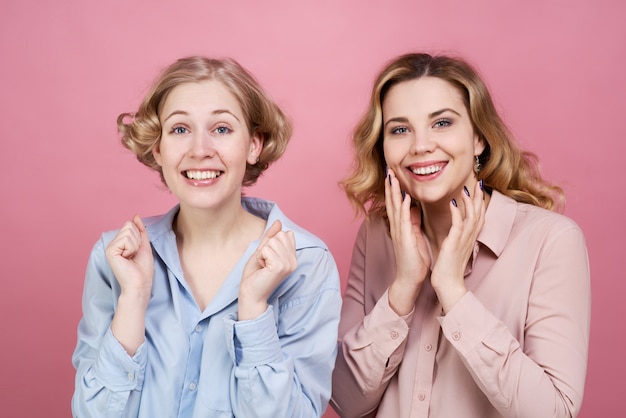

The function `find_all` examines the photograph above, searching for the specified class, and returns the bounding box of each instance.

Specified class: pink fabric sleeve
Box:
[439,224,590,417]
[331,222,413,418]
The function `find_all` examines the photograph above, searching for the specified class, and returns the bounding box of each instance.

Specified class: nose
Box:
[188,131,216,158]
[411,130,435,154]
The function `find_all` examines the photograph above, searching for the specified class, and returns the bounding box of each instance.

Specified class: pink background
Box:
[1,1,623,416]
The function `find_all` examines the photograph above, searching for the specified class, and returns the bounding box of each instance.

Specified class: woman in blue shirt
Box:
[72,56,342,418]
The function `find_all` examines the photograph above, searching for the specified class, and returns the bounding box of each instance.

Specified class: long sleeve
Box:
[225,247,342,418]
[440,223,591,417]
[72,237,147,418]
[331,221,413,418]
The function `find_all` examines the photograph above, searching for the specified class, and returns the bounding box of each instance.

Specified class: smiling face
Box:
[153,80,262,212]
[382,76,485,206]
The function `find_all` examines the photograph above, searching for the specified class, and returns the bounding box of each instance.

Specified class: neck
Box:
[174,198,259,247]
[420,202,453,255]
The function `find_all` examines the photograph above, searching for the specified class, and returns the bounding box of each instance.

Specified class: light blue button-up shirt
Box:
[72,198,342,417]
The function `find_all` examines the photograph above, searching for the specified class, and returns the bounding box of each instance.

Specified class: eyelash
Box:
[214,125,231,135]
[168,125,232,135]
[433,118,452,128]
[171,125,188,134]
[389,118,452,135]
[390,126,409,135]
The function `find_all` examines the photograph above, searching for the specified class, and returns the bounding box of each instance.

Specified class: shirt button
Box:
[418,392,426,401]
[127,372,134,381]
[390,331,399,339]
[452,331,461,341]
[425,344,432,352]
[189,382,197,391]
[195,325,202,333]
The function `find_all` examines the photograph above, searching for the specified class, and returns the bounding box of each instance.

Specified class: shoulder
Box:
[486,191,586,256]
[513,199,584,238]
[354,214,392,254]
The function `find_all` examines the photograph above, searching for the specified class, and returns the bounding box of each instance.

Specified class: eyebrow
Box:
[383,108,463,128]
[162,109,241,123]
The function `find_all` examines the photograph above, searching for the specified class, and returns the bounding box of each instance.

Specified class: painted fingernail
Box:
[463,186,470,197]
[479,179,484,190]
[452,198,457,207]
[388,174,392,185]
[402,190,406,199]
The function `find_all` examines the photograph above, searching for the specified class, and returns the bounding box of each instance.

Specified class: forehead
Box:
[383,77,466,115]
[160,80,244,119]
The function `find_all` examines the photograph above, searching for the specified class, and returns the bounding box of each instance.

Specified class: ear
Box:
[473,133,486,157]
[152,142,163,166]
[247,132,263,165]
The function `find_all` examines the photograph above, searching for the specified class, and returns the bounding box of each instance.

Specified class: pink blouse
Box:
[331,191,590,418]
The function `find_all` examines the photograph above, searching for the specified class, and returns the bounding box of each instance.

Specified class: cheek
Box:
[382,139,404,166]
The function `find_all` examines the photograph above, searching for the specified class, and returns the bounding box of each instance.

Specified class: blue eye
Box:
[215,126,231,135]
[171,126,188,134]
[391,126,409,135]
[433,119,451,128]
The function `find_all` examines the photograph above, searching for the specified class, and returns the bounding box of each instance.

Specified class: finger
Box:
[385,169,404,232]
[460,185,476,225]
[111,221,141,258]
[271,229,297,253]
[473,182,486,232]
[264,231,297,260]
[399,187,412,232]
[389,169,404,210]
[132,214,151,249]
[260,236,297,273]
[448,198,464,241]
[258,220,282,250]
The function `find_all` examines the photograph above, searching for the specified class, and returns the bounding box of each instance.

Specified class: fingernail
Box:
[452,198,457,207]
[479,179,484,190]
[463,186,470,197]
[402,190,406,199]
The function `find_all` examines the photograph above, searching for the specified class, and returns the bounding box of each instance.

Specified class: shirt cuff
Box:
[361,289,413,358]
[93,327,146,392]
[224,305,282,366]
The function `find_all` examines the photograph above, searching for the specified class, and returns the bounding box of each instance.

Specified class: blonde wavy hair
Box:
[342,52,564,218]
[118,56,292,186]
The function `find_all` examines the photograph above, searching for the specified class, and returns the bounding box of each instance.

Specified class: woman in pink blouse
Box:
[330,53,590,418]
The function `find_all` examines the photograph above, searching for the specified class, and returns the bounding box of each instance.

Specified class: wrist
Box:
[238,297,268,321]
[118,290,151,311]
[433,283,467,314]
[388,279,422,316]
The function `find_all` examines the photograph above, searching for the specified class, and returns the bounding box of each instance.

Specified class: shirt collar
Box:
[477,189,517,257]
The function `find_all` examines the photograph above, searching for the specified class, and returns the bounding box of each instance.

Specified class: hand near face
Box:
[105,215,155,301]
[386,168,431,315]
[239,220,297,320]
[431,181,485,313]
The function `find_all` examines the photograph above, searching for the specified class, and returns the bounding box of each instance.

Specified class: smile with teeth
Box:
[411,164,444,176]
[185,170,222,180]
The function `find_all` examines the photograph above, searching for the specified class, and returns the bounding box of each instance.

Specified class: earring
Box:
[474,155,481,174]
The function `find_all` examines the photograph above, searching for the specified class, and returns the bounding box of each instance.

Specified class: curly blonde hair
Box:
[342,52,564,218]
[118,56,292,186]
